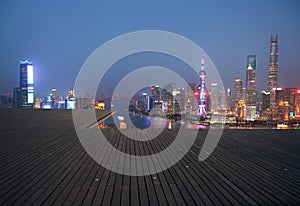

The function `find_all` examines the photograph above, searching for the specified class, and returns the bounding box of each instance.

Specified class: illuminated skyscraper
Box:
[273,86,285,120]
[219,90,227,112]
[294,89,300,119]
[226,89,232,112]
[52,88,57,100]
[210,83,218,113]
[234,78,244,118]
[20,60,34,108]
[266,35,279,117]
[245,54,257,120]
[261,90,270,112]
[284,88,296,116]
[267,34,279,91]
[234,78,243,108]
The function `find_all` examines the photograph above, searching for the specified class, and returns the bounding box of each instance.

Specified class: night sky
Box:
[1,0,300,97]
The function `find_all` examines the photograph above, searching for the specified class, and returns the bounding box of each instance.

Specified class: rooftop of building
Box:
[0,109,300,205]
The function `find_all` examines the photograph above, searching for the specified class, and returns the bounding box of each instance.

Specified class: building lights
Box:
[27,65,33,84]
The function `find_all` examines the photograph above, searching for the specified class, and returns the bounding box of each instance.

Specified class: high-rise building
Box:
[226,88,232,112]
[267,34,279,117]
[172,88,184,113]
[283,88,296,117]
[261,90,270,112]
[210,83,218,113]
[13,87,21,108]
[150,85,161,102]
[245,54,257,121]
[294,89,300,119]
[267,34,279,91]
[234,78,243,115]
[52,88,57,100]
[273,86,285,120]
[68,89,75,98]
[219,90,227,112]
[20,60,34,108]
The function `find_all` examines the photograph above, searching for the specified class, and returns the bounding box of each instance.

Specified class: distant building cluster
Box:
[200,34,300,122]
[128,84,185,118]
[230,34,300,121]
[1,34,299,123]
[9,61,102,110]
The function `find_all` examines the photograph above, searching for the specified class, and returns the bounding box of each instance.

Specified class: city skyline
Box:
[1,1,300,97]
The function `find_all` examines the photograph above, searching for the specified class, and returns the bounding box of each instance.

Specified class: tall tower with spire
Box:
[198,49,207,117]
[267,34,278,91]
[267,34,279,115]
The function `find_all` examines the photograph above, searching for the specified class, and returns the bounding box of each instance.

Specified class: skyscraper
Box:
[210,83,218,113]
[273,86,285,120]
[294,89,300,120]
[20,60,34,108]
[284,88,296,116]
[13,87,21,108]
[52,88,57,100]
[267,34,278,91]
[261,90,270,113]
[267,34,279,117]
[247,54,256,71]
[226,88,232,112]
[234,79,243,108]
[234,78,244,118]
[245,54,257,121]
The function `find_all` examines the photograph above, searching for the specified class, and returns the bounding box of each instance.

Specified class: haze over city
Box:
[1,0,300,97]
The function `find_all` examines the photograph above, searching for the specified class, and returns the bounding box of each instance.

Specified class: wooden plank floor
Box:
[0,109,300,205]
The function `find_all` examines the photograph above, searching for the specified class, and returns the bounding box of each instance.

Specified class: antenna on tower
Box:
[201,48,205,70]
[198,47,207,117]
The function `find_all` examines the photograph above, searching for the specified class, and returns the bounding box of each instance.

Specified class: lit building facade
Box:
[52,88,57,101]
[210,83,218,113]
[150,85,161,102]
[226,88,232,113]
[95,101,105,110]
[245,54,257,121]
[261,90,271,120]
[294,89,300,119]
[219,90,227,112]
[273,86,285,120]
[284,88,296,117]
[234,78,243,118]
[20,60,34,108]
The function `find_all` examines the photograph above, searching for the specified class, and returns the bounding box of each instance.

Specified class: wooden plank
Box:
[1,109,300,205]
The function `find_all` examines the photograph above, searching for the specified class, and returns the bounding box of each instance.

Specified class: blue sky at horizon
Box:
[0,0,300,97]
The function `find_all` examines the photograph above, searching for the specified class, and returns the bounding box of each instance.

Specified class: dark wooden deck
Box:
[0,109,300,205]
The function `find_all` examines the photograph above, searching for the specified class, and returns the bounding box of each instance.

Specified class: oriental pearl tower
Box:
[198,49,207,118]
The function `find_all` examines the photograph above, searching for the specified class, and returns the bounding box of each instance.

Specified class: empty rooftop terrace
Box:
[0,109,300,205]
